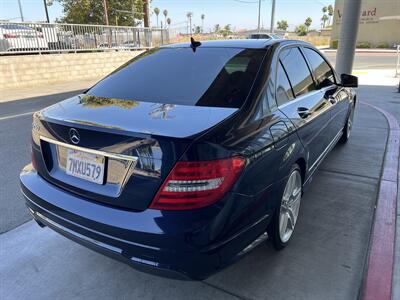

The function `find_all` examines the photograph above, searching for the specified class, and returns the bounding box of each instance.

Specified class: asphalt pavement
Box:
[0,90,84,233]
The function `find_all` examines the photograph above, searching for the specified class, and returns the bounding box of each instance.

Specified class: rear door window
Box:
[87,47,265,108]
[279,47,315,97]
[303,47,336,88]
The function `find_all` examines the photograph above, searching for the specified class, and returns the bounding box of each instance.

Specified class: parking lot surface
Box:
[1,84,395,299]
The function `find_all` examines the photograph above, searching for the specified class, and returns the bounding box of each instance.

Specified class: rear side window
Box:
[276,61,294,106]
[303,47,335,88]
[88,47,265,108]
[279,47,315,97]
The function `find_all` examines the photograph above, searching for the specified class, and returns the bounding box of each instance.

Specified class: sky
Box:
[0,0,335,31]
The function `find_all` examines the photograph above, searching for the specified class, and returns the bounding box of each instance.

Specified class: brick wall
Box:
[0,51,143,90]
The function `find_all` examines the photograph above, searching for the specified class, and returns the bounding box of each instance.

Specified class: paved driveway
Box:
[0,95,388,300]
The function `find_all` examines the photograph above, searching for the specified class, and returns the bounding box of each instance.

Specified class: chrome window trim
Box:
[40,135,138,162]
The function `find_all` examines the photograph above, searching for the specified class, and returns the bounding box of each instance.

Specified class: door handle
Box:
[297,107,311,119]
[328,96,337,105]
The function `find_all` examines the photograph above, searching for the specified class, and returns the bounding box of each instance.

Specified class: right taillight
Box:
[150,157,245,210]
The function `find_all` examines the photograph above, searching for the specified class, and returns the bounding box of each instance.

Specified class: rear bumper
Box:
[20,165,271,280]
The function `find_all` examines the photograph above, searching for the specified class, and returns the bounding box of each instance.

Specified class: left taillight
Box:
[150,157,245,210]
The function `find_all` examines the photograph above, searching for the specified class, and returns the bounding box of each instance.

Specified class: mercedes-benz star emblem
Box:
[69,128,80,145]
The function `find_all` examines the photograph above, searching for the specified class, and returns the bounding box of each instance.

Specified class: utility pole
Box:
[43,0,50,23]
[335,0,362,75]
[270,0,276,34]
[143,0,150,27]
[17,0,24,22]
[257,0,261,32]
[103,0,109,25]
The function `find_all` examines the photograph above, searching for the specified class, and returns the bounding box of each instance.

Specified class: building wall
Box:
[331,0,400,47]
[0,51,143,90]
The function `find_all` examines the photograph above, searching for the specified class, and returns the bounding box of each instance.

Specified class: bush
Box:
[356,41,371,48]
[376,42,389,49]
[331,40,338,49]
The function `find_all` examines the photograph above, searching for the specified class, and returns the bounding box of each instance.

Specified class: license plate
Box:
[66,149,105,184]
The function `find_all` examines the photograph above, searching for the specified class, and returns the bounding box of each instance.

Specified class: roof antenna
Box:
[190,37,201,52]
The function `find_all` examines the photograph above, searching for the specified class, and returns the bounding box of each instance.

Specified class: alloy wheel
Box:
[279,170,302,243]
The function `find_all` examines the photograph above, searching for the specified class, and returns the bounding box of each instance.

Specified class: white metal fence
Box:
[0,22,169,54]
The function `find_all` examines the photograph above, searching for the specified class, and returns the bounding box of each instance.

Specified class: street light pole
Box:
[335,0,362,75]
[17,0,24,22]
[43,0,50,23]
[257,0,261,32]
[270,0,276,34]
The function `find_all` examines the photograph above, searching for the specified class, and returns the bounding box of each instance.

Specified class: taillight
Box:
[150,157,245,210]
[4,33,18,39]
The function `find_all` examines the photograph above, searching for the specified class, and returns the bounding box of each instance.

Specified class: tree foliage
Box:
[277,20,288,31]
[321,14,329,28]
[219,24,232,37]
[327,4,334,25]
[57,0,144,26]
[295,24,307,36]
[304,17,312,30]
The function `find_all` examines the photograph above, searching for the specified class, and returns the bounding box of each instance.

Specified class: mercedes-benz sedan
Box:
[20,39,357,280]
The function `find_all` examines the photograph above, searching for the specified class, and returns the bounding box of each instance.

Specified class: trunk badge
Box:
[69,128,80,144]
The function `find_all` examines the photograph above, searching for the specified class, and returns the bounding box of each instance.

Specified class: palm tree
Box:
[321,14,329,28]
[154,7,160,27]
[322,6,327,14]
[304,17,312,32]
[186,12,193,34]
[277,20,289,31]
[201,14,205,32]
[327,5,334,25]
[163,9,168,28]
[214,24,220,33]
[166,18,171,27]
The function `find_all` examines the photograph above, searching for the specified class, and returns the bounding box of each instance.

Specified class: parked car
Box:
[20,39,357,280]
[0,23,48,52]
[248,33,272,39]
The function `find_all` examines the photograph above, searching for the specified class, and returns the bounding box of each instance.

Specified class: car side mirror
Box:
[340,73,358,88]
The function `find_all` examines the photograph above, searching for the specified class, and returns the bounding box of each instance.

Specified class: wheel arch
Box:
[295,157,306,184]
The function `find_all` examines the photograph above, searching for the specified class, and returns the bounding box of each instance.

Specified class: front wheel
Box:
[339,104,355,144]
[268,164,302,250]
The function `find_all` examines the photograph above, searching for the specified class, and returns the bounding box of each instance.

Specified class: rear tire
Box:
[339,104,354,144]
[268,164,302,250]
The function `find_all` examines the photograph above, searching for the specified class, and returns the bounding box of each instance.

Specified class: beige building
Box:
[331,0,400,47]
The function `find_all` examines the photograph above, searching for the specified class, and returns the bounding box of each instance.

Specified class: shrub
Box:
[376,42,389,49]
[331,40,338,49]
[356,41,371,48]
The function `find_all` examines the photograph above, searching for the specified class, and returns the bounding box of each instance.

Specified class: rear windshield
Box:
[87,47,265,108]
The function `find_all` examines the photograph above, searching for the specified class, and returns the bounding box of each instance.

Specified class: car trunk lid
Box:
[32,95,237,211]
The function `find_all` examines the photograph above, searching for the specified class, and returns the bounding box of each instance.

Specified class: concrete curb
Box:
[361,102,400,300]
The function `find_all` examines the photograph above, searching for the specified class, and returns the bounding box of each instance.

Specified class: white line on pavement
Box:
[0,111,35,121]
